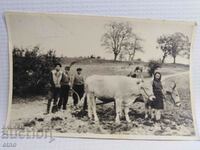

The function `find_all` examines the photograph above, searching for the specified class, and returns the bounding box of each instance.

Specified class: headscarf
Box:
[153,72,162,81]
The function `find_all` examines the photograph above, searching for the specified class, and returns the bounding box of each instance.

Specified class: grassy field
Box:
[61,58,189,77]
[9,60,195,137]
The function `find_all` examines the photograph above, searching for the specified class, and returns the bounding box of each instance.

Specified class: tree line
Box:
[101,22,190,64]
[13,46,60,96]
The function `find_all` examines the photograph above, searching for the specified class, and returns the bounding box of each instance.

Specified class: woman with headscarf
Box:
[152,72,164,121]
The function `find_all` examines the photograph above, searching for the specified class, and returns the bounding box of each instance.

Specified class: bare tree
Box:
[123,35,143,61]
[157,35,172,64]
[118,51,126,61]
[101,22,133,61]
[181,46,190,59]
[170,32,190,63]
[157,33,190,64]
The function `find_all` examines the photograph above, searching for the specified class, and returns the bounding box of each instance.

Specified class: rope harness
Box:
[71,88,80,102]
[140,87,152,98]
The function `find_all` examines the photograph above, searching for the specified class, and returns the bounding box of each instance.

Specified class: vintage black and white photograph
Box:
[5,12,198,139]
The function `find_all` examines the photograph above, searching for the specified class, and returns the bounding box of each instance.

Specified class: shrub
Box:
[97,56,101,59]
[135,58,142,62]
[147,60,161,77]
[13,46,61,97]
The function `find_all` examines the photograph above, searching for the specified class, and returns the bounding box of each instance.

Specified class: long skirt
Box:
[152,91,164,109]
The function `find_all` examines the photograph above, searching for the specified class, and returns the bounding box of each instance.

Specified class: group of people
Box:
[45,63,86,114]
[46,63,165,121]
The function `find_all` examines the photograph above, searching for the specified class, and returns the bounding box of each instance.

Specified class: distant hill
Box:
[60,57,189,69]
[61,57,147,66]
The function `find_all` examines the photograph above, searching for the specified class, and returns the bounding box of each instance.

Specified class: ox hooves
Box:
[115,121,121,125]
[115,119,121,124]
[89,119,99,125]
[145,114,148,119]
[126,120,132,123]
[126,119,131,123]
[94,120,99,124]
[115,120,132,124]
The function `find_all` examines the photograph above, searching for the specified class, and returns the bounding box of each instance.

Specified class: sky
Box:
[6,12,196,64]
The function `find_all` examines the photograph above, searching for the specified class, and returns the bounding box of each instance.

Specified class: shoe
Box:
[52,105,58,113]
[74,106,78,110]
[43,112,49,115]
[145,114,148,119]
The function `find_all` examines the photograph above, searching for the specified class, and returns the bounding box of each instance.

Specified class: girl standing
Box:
[152,72,164,121]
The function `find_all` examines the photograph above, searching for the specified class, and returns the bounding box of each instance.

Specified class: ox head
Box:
[164,81,181,107]
[137,79,156,102]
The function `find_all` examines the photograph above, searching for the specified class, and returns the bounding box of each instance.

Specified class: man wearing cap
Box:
[72,67,85,108]
[58,66,71,110]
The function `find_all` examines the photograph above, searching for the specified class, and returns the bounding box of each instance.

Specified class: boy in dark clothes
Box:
[152,72,164,121]
[72,68,87,109]
[127,66,143,79]
[58,66,71,110]
[45,63,62,114]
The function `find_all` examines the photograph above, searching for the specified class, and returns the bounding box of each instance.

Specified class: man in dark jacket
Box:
[72,68,87,109]
[45,63,62,114]
[58,66,71,110]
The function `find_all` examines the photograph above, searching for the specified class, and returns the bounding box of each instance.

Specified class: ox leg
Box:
[155,110,161,121]
[171,90,181,107]
[124,105,131,123]
[151,109,155,119]
[115,99,121,124]
[145,105,151,119]
[87,93,93,120]
[114,101,116,113]
[149,107,153,119]
[93,97,99,122]
[145,109,148,119]
[144,103,148,119]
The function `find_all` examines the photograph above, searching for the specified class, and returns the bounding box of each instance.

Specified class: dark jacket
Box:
[152,80,163,94]
[49,70,62,88]
[61,73,71,86]
[73,74,84,85]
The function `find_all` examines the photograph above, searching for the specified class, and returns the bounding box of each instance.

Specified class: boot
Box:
[155,110,161,121]
[52,105,58,113]
[44,99,51,115]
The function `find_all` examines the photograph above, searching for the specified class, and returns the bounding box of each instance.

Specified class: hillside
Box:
[60,57,189,78]
[61,57,189,68]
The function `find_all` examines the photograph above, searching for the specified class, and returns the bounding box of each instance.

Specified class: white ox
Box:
[82,75,154,123]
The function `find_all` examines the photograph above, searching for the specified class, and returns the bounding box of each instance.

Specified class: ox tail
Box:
[76,83,88,109]
[81,93,86,102]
